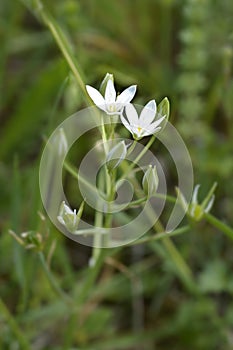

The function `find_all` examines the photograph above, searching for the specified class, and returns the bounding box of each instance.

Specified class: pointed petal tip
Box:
[105,79,116,103]
[116,84,137,105]
[146,99,156,110]
[192,184,200,204]
[204,195,215,213]
[86,85,106,107]
[128,85,137,95]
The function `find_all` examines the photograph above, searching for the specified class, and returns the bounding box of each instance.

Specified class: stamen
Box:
[108,104,116,113]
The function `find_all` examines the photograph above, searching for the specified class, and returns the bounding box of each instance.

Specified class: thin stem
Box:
[35,0,91,105]
[38,251,72,304]
[92,174,105,263]
[125,197,147,208]
[73,228,108,235]
[131,225,190,245]
[104,170,116,246]
[101,115,109,155]
[162,236,197,291]
[63,161,106,199]
[127,140,137,156]
[143,202,197,293]
[132,135,156,168]
[205,213,233,240]
[0,298,31,350]
[119,135,156,182]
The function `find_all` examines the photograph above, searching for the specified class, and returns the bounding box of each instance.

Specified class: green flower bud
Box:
[57,201,84,233]
[142,165,159,197]
[106,141,127,171]
[52,128,68,157]
[157,97,170,131]
[8,230,44,251]
[176,182,217,222]
[189,183,216,221]
[99,73,114,95]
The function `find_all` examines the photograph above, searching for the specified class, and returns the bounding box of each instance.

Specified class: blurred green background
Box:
[1,0,233,349]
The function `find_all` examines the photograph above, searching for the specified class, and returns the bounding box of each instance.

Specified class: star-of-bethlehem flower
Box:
[121,100,165,140]
[86,79,137,115]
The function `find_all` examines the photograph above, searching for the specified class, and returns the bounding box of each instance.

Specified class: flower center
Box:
[108,104,116,113]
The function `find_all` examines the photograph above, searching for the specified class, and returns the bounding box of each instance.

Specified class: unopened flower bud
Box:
[176,182,217,222]
[52,128,68,157]
[189,183,216,221]
[142,165,159,197]
[8,230,44,251]
[57,201,84,233]
[157,97,170,131]
[106,141,127,171]
[100,73,114,95]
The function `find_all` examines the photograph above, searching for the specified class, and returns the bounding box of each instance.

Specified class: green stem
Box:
[127,140,137,156]
[104,170,116,246]
[38,252,72,304]
[144,202,197,293]
[73,228,108,235]
[205,213,233,240]
[63,161,106,199]
[0,298,31,350]
[132,225,190,245]
[101,115,109,155]
[92,174,105,263]
[34,0,91,105]
[133,135,156,166]
[126,196,147,208]
[119,135,156,181]
[162,236,197,291]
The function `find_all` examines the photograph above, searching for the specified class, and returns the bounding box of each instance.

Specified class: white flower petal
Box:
[149,116,165,130]
[139,100,157,126]
[63,203,74,215]
[120,115,132,134]
[204,195,215,213]
[104,79,116,104]
[141,127,155,137]
[192,184,200,204]
[116,85,137,106]
[124,103,139,125]
[152,126,162,134]
[86,85,106,108]
[57,215,65,226]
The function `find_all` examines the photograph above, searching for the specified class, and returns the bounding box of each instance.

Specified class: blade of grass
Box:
[0,298,31,350]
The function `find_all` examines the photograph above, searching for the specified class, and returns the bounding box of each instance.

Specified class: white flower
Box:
[120,100,165,140]
[86,79,137,115]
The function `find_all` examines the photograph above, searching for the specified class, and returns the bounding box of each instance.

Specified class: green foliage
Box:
[1,0,233,349]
